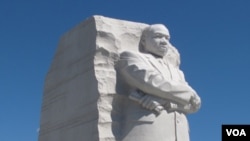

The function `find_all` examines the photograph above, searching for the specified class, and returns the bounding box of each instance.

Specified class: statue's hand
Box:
[139,95,166,114]
[190,95,201,112]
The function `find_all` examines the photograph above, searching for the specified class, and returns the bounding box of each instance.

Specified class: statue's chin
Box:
[151,52,165,58]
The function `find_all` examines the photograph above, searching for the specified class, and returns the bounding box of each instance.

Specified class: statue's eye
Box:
[165,36,170,40]
[154,34,163,38]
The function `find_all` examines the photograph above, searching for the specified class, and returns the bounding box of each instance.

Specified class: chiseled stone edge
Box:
[94,15,147,140]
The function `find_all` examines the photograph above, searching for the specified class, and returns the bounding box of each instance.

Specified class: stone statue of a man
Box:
[117,24,201,141]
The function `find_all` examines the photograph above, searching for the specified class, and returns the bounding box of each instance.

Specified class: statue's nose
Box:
[160,38,168,45]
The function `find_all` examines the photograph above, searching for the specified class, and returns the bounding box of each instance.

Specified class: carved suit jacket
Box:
[117,50,197,141]
[118,50,198,110]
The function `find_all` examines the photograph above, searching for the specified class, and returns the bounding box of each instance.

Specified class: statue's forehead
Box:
[149,25,169,35]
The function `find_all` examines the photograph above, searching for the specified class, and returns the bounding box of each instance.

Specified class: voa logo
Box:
[226,129,246,136]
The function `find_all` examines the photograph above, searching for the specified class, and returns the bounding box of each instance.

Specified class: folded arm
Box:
[118,51,196,106]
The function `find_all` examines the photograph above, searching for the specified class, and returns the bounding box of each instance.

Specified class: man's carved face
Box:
[143,24,170,57]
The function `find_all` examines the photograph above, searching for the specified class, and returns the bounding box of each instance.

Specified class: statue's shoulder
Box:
[120,51,141,59]
[120,51,153,60]
[119,51,149,63]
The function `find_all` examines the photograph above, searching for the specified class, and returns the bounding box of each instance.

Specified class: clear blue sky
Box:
[1,0,250,141]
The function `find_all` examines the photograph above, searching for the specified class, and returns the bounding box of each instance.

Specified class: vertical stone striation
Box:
[39,15,147,141]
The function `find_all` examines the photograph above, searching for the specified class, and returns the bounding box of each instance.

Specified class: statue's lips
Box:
[159,45,168,50]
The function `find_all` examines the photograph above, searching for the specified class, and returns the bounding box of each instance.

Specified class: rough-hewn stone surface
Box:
[38,15,147,141]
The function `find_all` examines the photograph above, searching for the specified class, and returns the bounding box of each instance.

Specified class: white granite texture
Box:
[38,15,201,141]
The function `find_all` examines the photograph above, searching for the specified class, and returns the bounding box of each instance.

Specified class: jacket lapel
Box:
[143,54,171,80]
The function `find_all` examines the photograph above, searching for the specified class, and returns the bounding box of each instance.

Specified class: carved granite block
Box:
[39,15,147,141]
